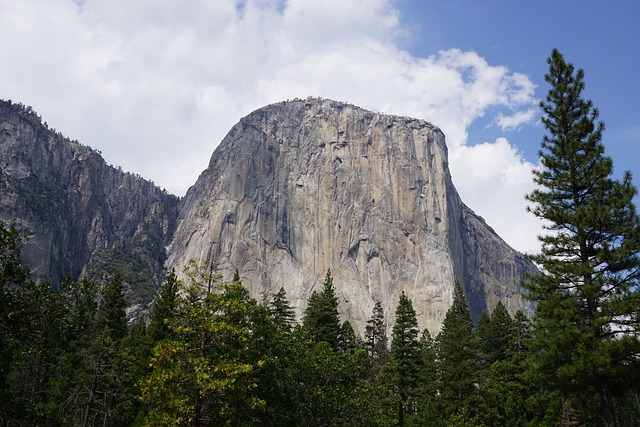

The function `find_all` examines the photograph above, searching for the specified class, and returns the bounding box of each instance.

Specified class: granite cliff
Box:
[0,100,179,306]
[1,97,535,331]
[167,98,535,334]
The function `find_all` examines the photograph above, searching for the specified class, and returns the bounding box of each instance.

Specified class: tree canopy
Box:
[525,48,640,427]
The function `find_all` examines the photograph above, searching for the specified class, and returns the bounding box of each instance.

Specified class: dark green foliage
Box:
[525,49,640,426]
[147,269,181,343]
[0,221,30,289]
[338,320,361,352]
[390,291,422,426]
[93,247,158,305]
[303,269,342,349]
[0,222,32,421]
[478,302,514,365]
[99,273,128,339]
[364,300,389,375]
[435,283,479,417]
[5,281,68,425]
[475,305,535,427]
[270,286,296,329]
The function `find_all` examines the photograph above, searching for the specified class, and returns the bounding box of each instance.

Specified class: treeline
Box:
[3,49,640,427]
[1,223,639,426]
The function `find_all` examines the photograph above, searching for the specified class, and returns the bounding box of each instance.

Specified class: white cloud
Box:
[450,138,543,253]
[496,108,538,131]
[0,0,541,252]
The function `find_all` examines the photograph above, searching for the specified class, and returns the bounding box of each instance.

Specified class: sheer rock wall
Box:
[167,98,535,334]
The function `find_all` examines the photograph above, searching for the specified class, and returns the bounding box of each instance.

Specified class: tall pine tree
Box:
[303,269,341,349]
[525,49,640,427]
[390,291,421,426]
[435,282,479,420]
[270,286,296,330]
[364,301,389,381]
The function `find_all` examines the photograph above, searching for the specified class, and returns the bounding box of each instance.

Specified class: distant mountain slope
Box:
[167,98,536,334]
[0,100,179,306]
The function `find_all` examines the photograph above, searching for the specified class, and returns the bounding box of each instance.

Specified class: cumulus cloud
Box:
[450,138,543,253]
[496,108,538,131]
[0,0,541,252]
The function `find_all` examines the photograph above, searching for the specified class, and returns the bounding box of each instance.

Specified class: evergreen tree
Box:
[390,291,422,426]
[55,275,136,426]
[408,329,440,426]
[303,269,341,348]
[98,273,128,340]
[140,261,265,426]
[6,281,68,425]
[477,302,514,365]
[525,49,640,426]
[338,320,360,352]
[436,282,479,420]
[0,222,31,421]
[364,301,389,382]
[147,269,181,343]
[270,286,296,330]
[476,305,534,426]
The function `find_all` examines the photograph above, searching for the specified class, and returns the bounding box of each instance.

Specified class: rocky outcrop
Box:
[1,97,535,331]
[167,98,536,335]
[0,100,179,305]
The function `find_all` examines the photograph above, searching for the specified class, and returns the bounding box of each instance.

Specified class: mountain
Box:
[0,97,535,332]
[167,98,536,334]
[0,100,179,307]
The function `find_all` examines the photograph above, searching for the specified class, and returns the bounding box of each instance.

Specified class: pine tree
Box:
[303,269,341,348]
[436,282,479,419]
[270,286,296,329]
[0,222,31,420]
[148,269,181,343]
[390,291,422,426]
[525,49,640,426]
[98,273,128,340]
[476,305,535,426]
[364,301,389,381]
[338,321,360,352]
[477,302,514,365]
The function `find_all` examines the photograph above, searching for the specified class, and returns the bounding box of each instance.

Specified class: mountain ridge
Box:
[0,99,179,306]
[0,97,535,332]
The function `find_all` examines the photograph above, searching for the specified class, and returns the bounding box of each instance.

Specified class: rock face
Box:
[167,98,535,335]
[0,100,179,305]
[1,97,535,332]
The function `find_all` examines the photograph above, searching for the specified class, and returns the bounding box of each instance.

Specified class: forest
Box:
[1,52,639,426]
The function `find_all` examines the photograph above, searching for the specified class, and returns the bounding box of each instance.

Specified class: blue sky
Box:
[398,0,640,177]
[0,0,638,254]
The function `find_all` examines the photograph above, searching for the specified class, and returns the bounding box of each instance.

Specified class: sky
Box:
[1,0,638,255]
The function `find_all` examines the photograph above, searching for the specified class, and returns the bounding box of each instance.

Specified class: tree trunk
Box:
[599,378,616,427]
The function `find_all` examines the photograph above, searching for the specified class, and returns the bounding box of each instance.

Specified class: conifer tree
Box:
[270,286,296,329]
[390,291,422,426]
[436,282,479,418]
[140,262,265,425]
[477,301,514,365]
[0,222,31,420]
[99,273,128,339]
[303,269,341,348]
[148,269,181,343]
[338,321,360,352]
[525,49,640,426]
[364,301,389,380]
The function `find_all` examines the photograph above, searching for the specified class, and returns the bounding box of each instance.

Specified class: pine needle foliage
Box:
[525,49,640,427]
